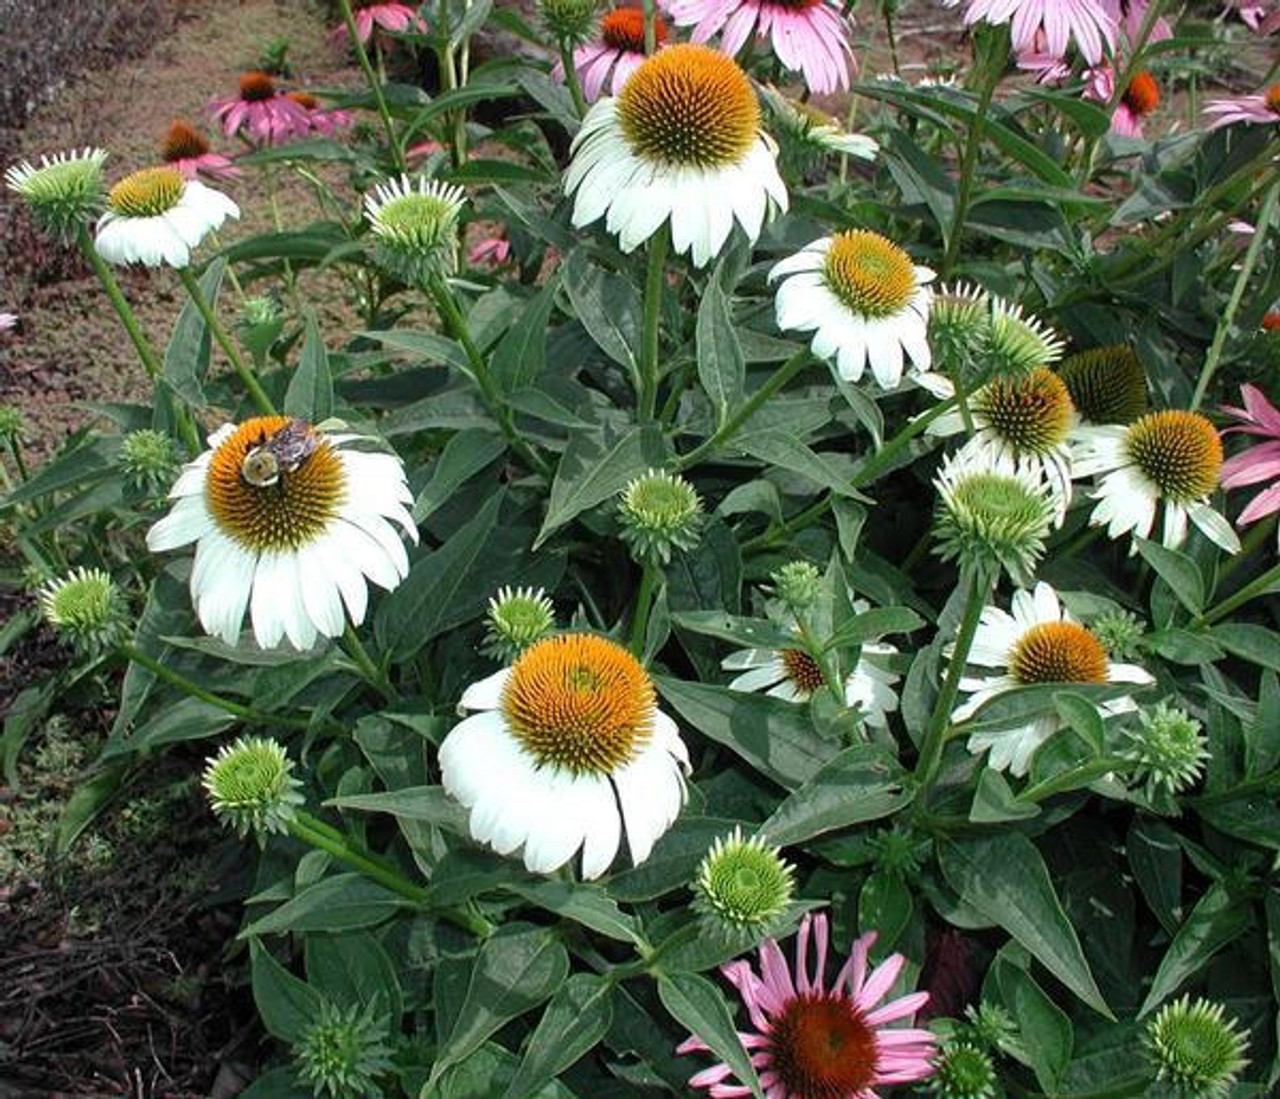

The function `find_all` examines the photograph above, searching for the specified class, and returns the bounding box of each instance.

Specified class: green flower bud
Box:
[931,1039,998,1099]
[203,736,304,843]
[933,451,1055,587]
[120,428,180,488]
[484,585,556,661]
[928,282,990,386]
[1091,609,1145,661]
[238,295,285,358]
[984,299,1064,380]
[1054,345,1147,425]
[1144,995,1249,1097]
[293,998,395,1099]
[364,177,465,287]
[965,1002,1020,1056]
[618,468,703,564]
[869,827,922,876]
[538,0,599,45]
[39,567,127,652]
[692,827,795,936]
[6,147,109,240]
[1124,702,1210,798]
[769,560,822,614]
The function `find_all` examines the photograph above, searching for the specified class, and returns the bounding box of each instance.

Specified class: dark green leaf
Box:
[562,249,641,378]
[243,874,409,936]
[284,308,334,421]
[1211,623,1280,672]
[490,279,558,394]
[163,258,222,408]
[414,429,507,522]
[759,744,910,845]
[1135,537,1203,615]
[670,610,797,651]
[1127,818,1182,937]
[734,431,864,499]
[506,881,642,944]
[824,606,924,650]
[325,786,471,836]
[696,263,745,427]
[1139,882,1251,1016]
[305,931,403,1024]
[503,975,614,1099]
[658,973,763,1099]
[250,939,322,1044]
[940,833,1112,1017]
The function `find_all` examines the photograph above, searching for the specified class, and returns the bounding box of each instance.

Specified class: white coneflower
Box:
[94,166,238,268]
[564,44,788,268]
[929,367,1078,523]
[1055,345,1148,425]
[146,417,417,650]
[952,582,1154,776]
[5,147,108,239]
[363,176,466,286]
[770,230,934,389]
[1073,409,1240,554]
[439,634,690,879]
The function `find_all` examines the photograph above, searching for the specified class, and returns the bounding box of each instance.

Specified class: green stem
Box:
[341,623,399,702]
[119,643,310,731]
[428,276,552,478]
[912,565,994,806]
[883,2,900,76]
[77,225,201,454]
[337,0,406,173]
[559,38,588,119]
[1218,514,1279,581]
[941,46,1003,278]
[675,351,812,470]
[289,810,493,938]
[629,560,659,658]
[177,267,275,416]
[639,228,669,421]
[642,0,657,54]
[1191,181,1279,410]
[1199,559,1280,626]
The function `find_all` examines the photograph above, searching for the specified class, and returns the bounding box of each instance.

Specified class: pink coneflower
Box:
[1228,0,1280,34]
[1016,30,1072,83]
[286,91,354,136]
[964,0,1117,65]
[161,119,240,182]
[407,140,445,164]
[209,72,314,145]
[1221,384,1280,534]
[677,912,937,1097]
[667,0,854,95]
[469,235,512,267]
[0,312,16,331]
[1085,65,1160,136]
[553,8,668,102]
[333,2,427,44]
[1203,84,1280,128]
[1100,0,1172,45]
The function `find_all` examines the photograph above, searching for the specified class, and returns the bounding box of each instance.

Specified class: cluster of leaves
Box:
[3,0,1280,1095]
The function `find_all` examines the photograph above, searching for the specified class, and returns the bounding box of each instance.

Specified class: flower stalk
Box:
[177,267,276,416]
[560,39,589,118]
[639,227,669,421]
[336,0,407,173]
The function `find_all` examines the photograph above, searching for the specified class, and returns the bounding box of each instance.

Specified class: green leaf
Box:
[305,931,403,1024]
[163,257,222,408]
[940,833,1112,1017]
[250,938,322,1044]
[3,682,56,786]
[284,308,334,422]
[696,262,745,427]
[503,974,614,1099]
[2,437,120,508]
[657,972,764,1099]
[1139,881,1251,1016]
[414,429,507,522]
[1019,88,1111,138]
[759,744,910,846]
[430,923,570,1086]
[734,430,865,498]
[242,874,410,936]
[376,488,504,659]
[1211,622,1280,672]
[670,610,797,651]
[970,767,1041,823]
[324,785,471,836]
[55,763,129,855]
[655,677,839,789]
[859,871,913,954]
[995,954,1074,1092]
[490,278,558,394]
[1127,818,1182,937]
[607,815,749,903]
[358,327,470,372]
[824,606,925,650]
[1054,693,1105,755]
[105,696,235,757]
[1144,627,1224,664]
[506,881,642,944]
[534,424,665,548]
[562,249,641,378]
[1135,537,1204,615]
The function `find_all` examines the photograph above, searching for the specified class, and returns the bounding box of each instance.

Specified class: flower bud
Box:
[39,567,127,652]
[769,560,822,614]
[5,147,109,241]
[1124,702,1210,798]
[692,827,795,936]
[539,0,600,45]
[364,177,466,287]
[483,585,556,661]
[931,1039,997,1099]
[120,429,180,489]
[618,468,703,564]
[293,998,395,1099]
[1144,995,1248,1097]
[203,736,304,843]
[1054,345,1147,425]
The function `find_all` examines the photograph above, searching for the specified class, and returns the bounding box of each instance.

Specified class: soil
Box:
[0,0,366,465]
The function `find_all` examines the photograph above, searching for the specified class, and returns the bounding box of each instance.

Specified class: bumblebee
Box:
[241,419,319,487]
